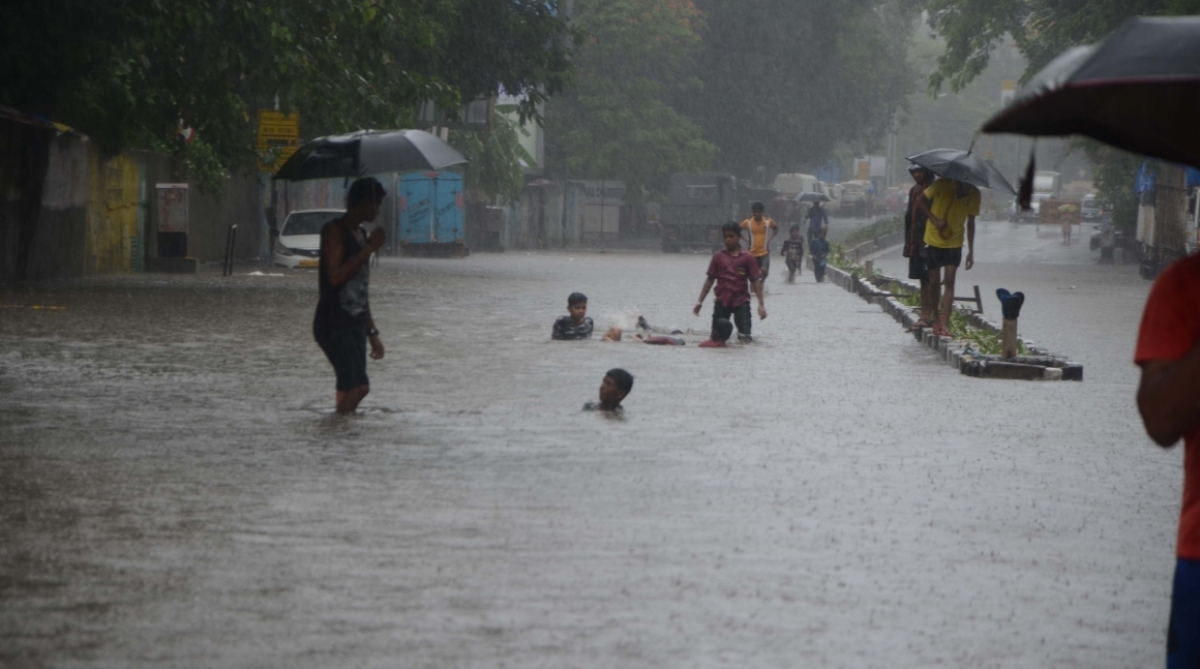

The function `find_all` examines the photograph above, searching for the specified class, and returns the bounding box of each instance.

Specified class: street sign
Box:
[257,110,300,172]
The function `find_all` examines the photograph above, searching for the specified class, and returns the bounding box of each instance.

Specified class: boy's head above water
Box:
[712,318,733,344]
[599,368,634,409]
[567,292,587,323]
[721,222,742,251]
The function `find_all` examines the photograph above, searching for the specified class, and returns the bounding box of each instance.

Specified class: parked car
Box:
[1080,193,1109,223]
[273,208,344,268]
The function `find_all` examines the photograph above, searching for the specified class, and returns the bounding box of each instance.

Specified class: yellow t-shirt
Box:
[922,179,980,249]
[740,216,777,257]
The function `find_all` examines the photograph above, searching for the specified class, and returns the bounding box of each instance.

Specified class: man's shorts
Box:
[315,323,369,392]
[1168,558,1200,668]
[752,253,770,276]
[908,251,928,281]
[924,244,962,271]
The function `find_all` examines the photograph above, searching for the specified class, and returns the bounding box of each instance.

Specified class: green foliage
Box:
[679,0,918,179]
[1079,140,1145,235]
[842,214,904,248]
[545,0,716,201]
[0,0,575,191]
[450,106,536,203]
[926,0,1200,94]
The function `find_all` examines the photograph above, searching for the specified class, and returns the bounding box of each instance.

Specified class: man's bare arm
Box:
[916,194,945,231]
[1137,342,1200,446]
[693,277,715,316]
[965,217,976,269]
[323,226,384,287]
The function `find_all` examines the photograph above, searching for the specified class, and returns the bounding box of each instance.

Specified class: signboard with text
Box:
[257,110,300,172]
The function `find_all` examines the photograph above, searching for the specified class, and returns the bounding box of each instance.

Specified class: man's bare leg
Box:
[939,265,959,331]
[919,277,932,325]
[927,267,942,327]
[336,385,370,414]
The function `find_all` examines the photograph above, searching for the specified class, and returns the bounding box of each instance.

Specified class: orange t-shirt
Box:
[1134,253,1200,558]
[740,216,777,257]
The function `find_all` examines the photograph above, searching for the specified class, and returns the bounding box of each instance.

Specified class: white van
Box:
[772,173,822,199]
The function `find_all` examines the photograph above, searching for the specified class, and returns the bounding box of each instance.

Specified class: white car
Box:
[273,209,344,268]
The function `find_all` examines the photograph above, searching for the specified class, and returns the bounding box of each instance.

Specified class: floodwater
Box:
[0,221,1176,667]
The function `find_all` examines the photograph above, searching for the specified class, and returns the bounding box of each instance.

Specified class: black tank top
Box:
[314,219,367,336]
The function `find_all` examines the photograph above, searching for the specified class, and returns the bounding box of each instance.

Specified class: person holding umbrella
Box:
[314,177,387,415]
[904,163,936,331]
[916,177,980,337]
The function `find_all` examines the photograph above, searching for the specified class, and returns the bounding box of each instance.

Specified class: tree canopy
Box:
[0,0,575,184]
[927,0,1200,93]
[543,0,716,201]
[679,0,919,179]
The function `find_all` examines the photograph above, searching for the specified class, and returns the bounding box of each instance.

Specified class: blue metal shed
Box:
[398,171,466,257]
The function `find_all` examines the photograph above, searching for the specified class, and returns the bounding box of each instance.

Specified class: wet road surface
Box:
[0,223,1175,667]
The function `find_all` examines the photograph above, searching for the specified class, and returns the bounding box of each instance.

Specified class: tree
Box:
[678,0,919,180]
[924,0,1200,232]
[450,105,537,203]
[543,0,716,201]
[0,0,575,279]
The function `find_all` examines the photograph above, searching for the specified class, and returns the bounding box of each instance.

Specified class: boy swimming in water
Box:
[583,368,634,412]
[552,292,621,340]
[699,318,734,348]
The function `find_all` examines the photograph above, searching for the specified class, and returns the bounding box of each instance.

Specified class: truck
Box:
[397,171,467,257]
[660,172,739,253]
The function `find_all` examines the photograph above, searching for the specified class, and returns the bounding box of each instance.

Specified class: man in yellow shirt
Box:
[740,202,778,280]
[916,178,979,336]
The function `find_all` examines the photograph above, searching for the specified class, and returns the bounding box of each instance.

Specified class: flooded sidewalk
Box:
[0,239,1176,667]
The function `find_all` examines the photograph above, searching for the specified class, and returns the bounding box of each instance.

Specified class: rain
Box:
[2,2,1199,666]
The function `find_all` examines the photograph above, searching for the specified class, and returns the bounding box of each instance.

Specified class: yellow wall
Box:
[87,152,141,273]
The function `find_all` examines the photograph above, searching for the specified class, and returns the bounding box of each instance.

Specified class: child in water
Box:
[699,318,734,348]
[552,292,621,340]
[781,224,804,282]
[584,368,634,412]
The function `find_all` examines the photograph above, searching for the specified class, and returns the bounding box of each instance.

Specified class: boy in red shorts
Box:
[1135,253,1200,667]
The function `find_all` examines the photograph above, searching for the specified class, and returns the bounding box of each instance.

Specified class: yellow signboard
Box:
[257,110,300,172]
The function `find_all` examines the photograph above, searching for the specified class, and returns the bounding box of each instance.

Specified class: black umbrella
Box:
[906,148,1017,196]
[272,129,468,181]
[794,192,830,203]
[981,16,1200,167]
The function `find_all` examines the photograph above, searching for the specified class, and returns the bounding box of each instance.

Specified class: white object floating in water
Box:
[247,271,284,277]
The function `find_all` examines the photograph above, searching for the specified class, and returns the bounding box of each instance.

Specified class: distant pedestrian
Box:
[1133,253,1200,668]
[693,222,767,343]
[904,164,936,331]
[809,227,830,283]
[806,201,829,247]
[781,224,804,282]
[916,178,979,337]
[740,202,778,280]
[314,177,387,415]
[584,368,634,412]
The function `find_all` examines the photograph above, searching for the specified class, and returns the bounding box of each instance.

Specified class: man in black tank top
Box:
[314,177,387,414]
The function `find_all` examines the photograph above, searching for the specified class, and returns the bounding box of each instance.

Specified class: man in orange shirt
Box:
[1135,253,1200,666]
[740,201,778,280]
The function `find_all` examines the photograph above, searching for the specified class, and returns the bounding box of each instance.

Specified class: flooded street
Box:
[0,222,1177,667]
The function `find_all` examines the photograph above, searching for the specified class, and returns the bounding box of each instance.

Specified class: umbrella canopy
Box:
[981,16,1200,167]
[906,148,1017,196]
[794,192,830,203]
[273,129,468,181]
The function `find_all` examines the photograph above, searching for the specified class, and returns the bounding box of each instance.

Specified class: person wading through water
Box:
[314,177,387,414]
